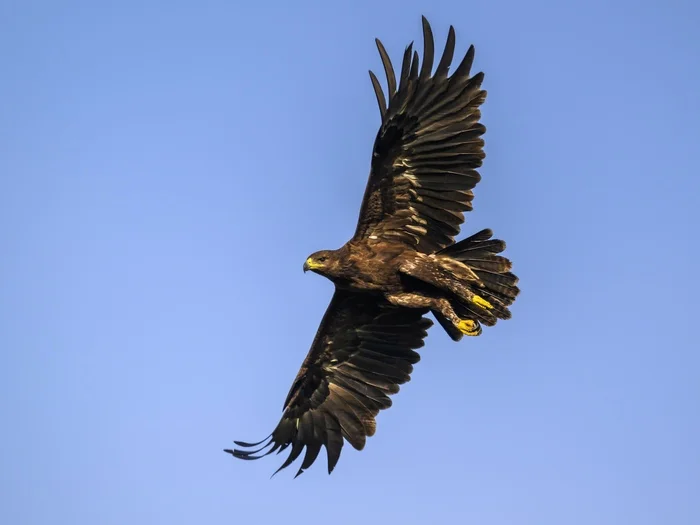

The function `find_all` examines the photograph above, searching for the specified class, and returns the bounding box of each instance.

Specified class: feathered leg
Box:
[385,292,480,337]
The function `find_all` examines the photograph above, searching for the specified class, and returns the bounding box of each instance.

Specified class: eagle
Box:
[226,16,520,477]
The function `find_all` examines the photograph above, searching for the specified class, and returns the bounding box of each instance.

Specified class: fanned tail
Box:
[439,228,520,307]
[435,229,519,337]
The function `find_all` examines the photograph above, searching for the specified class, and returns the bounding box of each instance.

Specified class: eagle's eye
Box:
[317,256,328,263]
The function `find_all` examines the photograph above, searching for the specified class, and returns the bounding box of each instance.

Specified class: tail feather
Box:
[439,228,505,256]
[400,229,519,340]
[459,254,512,273]
[439,229,520,305]
[439,229,520,329]
[474,271,520,303]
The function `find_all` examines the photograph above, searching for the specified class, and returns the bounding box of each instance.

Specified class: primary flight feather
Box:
[226,16,520,477]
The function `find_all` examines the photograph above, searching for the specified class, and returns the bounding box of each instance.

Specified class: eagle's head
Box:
[303,250,341,277]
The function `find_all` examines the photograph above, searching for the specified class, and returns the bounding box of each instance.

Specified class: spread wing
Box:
[354,16,487,253]
[226,290,432,477]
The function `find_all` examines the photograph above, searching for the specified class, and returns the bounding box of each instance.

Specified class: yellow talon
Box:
[457,319,480,336]
[472,295,493,310]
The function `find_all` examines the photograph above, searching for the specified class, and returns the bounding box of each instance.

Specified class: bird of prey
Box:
[226,16,520,477]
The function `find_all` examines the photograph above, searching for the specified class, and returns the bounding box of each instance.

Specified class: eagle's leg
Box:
[385,293,480,336]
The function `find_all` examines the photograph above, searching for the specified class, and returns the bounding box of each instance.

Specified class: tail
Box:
[434,229,520,339]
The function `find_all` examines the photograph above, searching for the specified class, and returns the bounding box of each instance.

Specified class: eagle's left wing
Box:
[226,289,432,477]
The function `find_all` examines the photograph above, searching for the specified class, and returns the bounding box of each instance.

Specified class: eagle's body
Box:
[305,238,511,339]
[307,241,408,292]
[227,17,520,477]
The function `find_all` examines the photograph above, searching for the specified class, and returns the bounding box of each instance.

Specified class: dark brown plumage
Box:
[226,16,520,477]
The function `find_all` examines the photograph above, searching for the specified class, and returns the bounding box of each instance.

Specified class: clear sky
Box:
[1,1,698,524]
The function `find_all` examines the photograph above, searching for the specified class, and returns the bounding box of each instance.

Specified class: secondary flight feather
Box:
[226,16,520,477]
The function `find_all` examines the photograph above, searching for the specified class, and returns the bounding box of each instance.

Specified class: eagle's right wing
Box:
[354,16,487,253]
[226,290,432,477]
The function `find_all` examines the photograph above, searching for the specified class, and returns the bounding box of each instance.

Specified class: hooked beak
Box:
[303,257,322,273]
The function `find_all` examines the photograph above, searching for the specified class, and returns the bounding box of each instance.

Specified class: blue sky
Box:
[1,0,698,523]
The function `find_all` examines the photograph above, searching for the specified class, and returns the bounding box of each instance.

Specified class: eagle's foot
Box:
[457,319,481,336]
[471,294,493,310]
